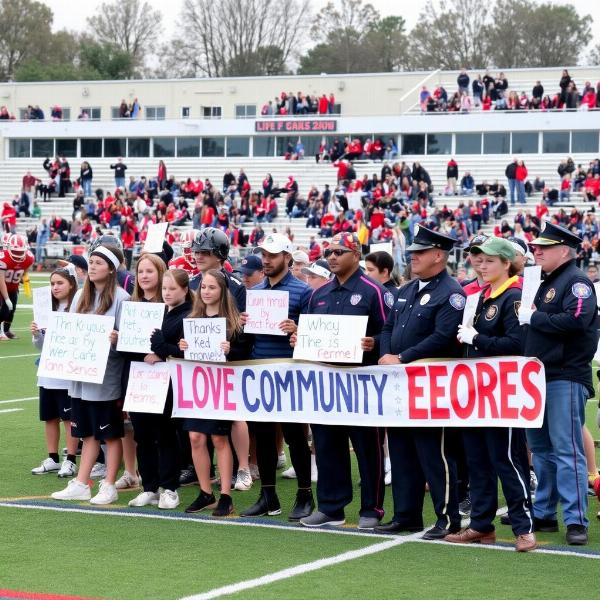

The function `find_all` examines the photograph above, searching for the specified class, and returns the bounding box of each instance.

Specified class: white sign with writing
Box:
[183,318,227,362]
[117,302,165,354]
[522,266,542,309]
[123,361,170,414]
[32,285,53,329]
[37,312,115,384]
[244,290,289,336]
[143,222,169,253]
[293,314,368,363]
[462,292,481,328]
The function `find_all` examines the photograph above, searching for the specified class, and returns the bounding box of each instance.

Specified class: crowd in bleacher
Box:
[261,91,337,116]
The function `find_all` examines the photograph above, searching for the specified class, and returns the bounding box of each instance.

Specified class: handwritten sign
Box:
[369,242,393,257]
[522,266,542,309]
[244,290,289,336]
[37,313,114,384]
[32,286,52,329]
[117,302,165,353]
[123,361,170,414]
[143,222,169,253]
[293,314,368,363]
[462,292,481,327]
[183,318,226,361]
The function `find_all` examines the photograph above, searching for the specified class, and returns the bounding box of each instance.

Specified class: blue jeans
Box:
[82,179,92,197]
[526,380,589,527]
[508,179,516,204]
[516,180,526,204]
[115,177,125,189]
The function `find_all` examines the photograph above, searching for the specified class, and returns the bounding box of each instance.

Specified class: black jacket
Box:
[523,260,599,394]
[505,162,517,179]
[150,301,192,360]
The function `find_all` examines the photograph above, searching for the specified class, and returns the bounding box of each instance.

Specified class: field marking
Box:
[0,397,37,404]
[181,534,416,600]
[0,353,39,359]
[0,501,391,539]
[0,408,23,414]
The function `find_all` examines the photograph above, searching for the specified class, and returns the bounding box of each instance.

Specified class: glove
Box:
[3,297,13,312]
[457,324,478,345]
[518,307,533,325]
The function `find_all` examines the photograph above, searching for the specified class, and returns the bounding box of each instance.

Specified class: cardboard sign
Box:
[143,222,169,253]
[347,191,363,211]
[522,266,542,309]
[293,314,368,363]
[37,313,114,384]
[32,286,52,329]
[123,361,170,414]
[244,290,289,336]
[462,292,481,327]
[117,302,165,353]
[369,242,393,257]
[183,318,227,362]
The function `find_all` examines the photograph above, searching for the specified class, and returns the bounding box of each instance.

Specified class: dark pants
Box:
[124,249,133,271]
[130,399,180,492]
[446,428,469,502]
[251,422,311,488]
[388,427,459,529]
[463,427,532,535]
[312,424,384,519]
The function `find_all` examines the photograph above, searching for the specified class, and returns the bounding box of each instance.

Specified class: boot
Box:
[240,487,281,517]
[288,488,315,522]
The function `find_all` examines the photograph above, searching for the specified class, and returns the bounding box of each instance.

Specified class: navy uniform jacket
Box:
[523,259,599,394]
[464,278,523,358]
[307,267,393,365]
[189,268,246,312]
[380,269,465,362]
[384,279,400,301]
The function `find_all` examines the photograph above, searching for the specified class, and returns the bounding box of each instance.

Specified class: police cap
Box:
[406,224,456,252]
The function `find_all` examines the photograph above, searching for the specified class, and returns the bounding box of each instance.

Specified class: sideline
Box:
[0,354,39,359]
[0,397,36,404]
[0,408,23,414]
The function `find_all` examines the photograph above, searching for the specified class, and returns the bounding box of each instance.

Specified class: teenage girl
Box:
[52,245,129,505]
[31,265,79,477]
[179,269,252,516]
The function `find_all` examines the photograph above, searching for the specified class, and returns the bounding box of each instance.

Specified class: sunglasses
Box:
[324,249,353,258]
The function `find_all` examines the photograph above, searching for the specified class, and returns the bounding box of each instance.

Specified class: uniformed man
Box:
[299,232,394,530]
[375,224,465,539]
[518,221,599,545]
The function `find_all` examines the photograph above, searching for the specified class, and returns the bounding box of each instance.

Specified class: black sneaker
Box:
[179,467,198,487]
[566,524,588,545]
[459,497,472,517]
[288,489,315,522]
[212,494,234,517]
[240,488,281,517]
[184,490,217,513]
[533,517,559,533]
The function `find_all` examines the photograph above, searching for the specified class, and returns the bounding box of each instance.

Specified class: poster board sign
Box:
[32,286,52,329]
[183,318,227,362]
[143,222,169,253]
[116,302,165,354]
[123,361,170,414]
[244,290,289,336]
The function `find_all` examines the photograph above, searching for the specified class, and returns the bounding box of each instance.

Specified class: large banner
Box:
[169,357,545,428]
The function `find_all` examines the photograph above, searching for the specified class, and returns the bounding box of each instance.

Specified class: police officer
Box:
[376,225,464,539]
[189,227,246,311]
[299,232,393,530]
[518,221,599,545]
[445,237,536,552]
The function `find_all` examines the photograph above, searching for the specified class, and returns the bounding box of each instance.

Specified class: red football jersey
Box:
[168,255,199,277]
[0,250,34,292]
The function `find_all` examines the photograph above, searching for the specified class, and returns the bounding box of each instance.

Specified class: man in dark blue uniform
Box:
[518,221,599,545]
[375,224,465,539]
[299,232,394,530]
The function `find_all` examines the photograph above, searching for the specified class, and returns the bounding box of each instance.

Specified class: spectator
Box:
[460,172,475,195]
[157,160,167,190]
[560,175,571,202]
[50,105,63,120]
[472,74,484,107]
[532,80,544,99]
[446,158,458,194]
[131,97,141,118]
[110,158,127,189]
[457,68,470,94]
[515,160,528,204]
[419,86,431,112]
[505,158,518,205]
[80,161,93,197]
[34,218,50,265]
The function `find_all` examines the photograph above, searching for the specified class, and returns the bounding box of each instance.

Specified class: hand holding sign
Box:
[244,290,289,336]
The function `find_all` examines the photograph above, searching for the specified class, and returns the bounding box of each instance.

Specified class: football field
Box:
[1,276,600,600]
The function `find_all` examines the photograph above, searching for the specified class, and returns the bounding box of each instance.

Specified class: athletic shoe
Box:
[566,524,588,545]
[358,516,380,530]
[276,452,287,470]
[31,457,61,475]
[51,479,91,501]
[179,467,198,486]
[212,494,234,517]
[249,464,260,481]
[515,533,537,552]
[158,489,180,510]
[185,490,217,513]
[115,470,139,490]
[300,510,345,527]
[90,481,118,505]
[459,497,472,517]
[311,454,318,483]
[234,469,253,491]
[128,491,159,507]
[62,445,82,457]
[90,462,106,480]
[57,459,77,478]
[281,466,297,479]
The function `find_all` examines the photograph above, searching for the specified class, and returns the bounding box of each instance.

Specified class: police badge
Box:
[350,294,362,305]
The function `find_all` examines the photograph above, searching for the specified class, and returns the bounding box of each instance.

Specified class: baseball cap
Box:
[470,237,515,261]
[253,233,294,255]
[292,250,309,265]
[238,254,263,275]
[301,259,332,279]
[58,254,88,271]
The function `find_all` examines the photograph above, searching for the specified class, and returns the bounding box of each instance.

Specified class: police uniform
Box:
[304,234,393,525]
[189,268,246,312]
[378,226,464,536]
[522,222,599,539]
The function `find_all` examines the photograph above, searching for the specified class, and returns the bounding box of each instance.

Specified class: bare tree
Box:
[159,0,310,78]
[87,0,162,75]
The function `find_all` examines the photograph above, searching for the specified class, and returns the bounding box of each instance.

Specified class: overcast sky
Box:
[41,0,598,55]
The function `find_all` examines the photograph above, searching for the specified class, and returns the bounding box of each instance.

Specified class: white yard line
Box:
[0,408,24,414]
[0,353,39,359]
[0,397,37,404]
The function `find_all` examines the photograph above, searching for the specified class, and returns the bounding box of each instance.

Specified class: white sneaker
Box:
[51,479,91,501]
[282,466,297,479]
[249,464,260,481]
[384,470,392,486]
[115,470,139,490]
[90,481,118,505]
[31,457,61,475]
[90,462,106,479]
[128,491,159,507]
[158,489,180,509]
[234,468,253,491]
[311,454,318,483]
[57,459,77,478]
[276,452,287,470]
